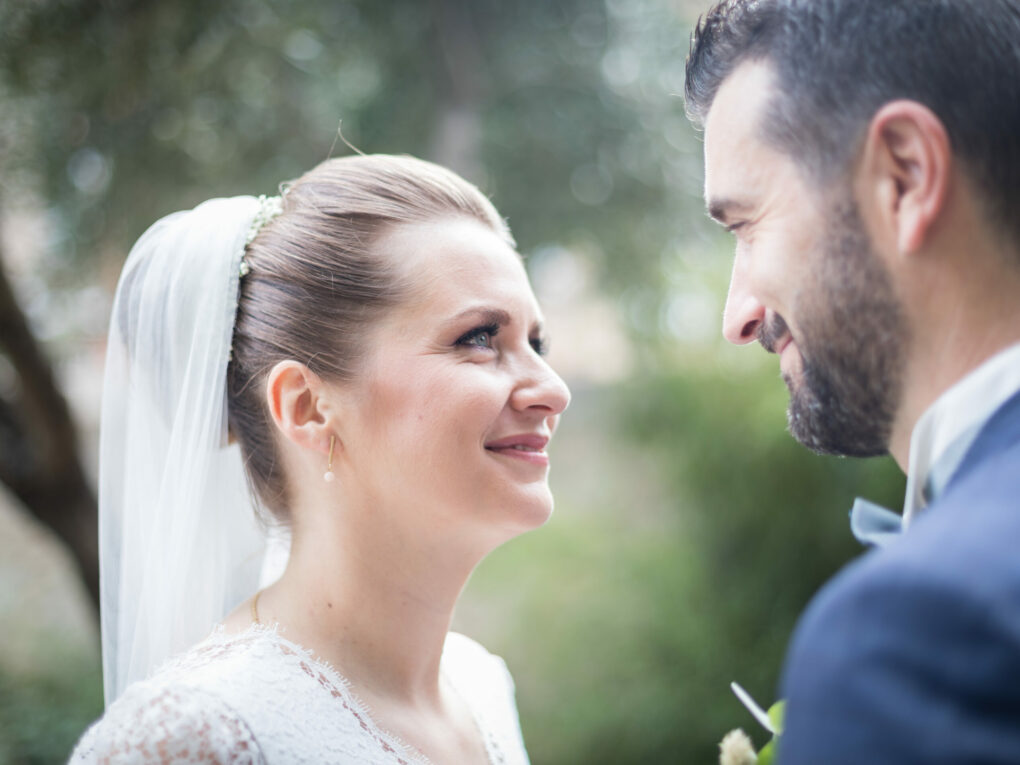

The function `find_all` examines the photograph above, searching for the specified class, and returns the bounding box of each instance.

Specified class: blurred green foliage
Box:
[0,652,101,765]
[0,0,907,762]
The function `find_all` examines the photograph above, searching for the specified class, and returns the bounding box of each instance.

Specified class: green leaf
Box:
[757,738,777,765]
[767,700,786,736]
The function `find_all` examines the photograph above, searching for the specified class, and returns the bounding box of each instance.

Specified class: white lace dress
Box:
[69,627,530,764]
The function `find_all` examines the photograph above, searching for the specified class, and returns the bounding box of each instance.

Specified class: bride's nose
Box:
[509,355,571,417]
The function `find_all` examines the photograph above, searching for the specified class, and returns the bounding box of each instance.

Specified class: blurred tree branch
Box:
[0,212,99,614]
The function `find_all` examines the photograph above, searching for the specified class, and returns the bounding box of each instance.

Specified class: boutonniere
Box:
[718,683,785,765]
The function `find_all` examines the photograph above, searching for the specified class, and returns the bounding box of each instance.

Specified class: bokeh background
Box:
[0,1,905,762]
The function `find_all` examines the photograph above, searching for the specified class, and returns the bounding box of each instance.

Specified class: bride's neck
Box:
[262,511,486,705]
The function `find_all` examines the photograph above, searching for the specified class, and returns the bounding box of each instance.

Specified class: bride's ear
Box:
[265,360,337,456]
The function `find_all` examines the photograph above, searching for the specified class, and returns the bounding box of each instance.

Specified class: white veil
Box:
[99,196,283,705]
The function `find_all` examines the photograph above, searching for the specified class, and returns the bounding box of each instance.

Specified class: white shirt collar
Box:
[903,341,1020,527]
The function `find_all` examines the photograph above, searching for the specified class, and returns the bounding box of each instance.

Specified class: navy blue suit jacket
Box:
[779,390,1020,763]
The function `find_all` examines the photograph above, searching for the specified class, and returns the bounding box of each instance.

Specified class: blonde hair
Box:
[227,154,511,520]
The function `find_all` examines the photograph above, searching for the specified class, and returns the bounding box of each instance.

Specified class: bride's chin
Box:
[501,489,555,532]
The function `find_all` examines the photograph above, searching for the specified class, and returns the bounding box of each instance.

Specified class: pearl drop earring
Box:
[324,435,336,483]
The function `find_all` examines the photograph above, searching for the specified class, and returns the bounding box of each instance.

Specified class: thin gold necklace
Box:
[250,588,263,625]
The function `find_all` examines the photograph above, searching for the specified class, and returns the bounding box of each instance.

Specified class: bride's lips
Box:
[484,433,550,466]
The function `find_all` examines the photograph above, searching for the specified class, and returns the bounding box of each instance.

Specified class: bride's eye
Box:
[530,335,549,356]
[456,323,500,350]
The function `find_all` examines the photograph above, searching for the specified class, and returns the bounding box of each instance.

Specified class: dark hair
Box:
[685,0,1020,248]
[227,154,512,521]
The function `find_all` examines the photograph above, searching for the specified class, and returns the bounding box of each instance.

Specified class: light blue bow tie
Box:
[851,422,981,546]
[849,468,945,547]
[849,498,904,548]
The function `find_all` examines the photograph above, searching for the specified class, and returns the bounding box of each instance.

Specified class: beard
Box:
[758,198,908,457]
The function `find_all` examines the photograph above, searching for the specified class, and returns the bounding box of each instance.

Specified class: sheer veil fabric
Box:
[100,196,286,705]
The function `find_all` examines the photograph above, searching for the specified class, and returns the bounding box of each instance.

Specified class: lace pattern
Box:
[70,626,529,765]
[71,684,264,765]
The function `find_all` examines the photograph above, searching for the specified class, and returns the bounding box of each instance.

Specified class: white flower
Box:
[719,728,757,765]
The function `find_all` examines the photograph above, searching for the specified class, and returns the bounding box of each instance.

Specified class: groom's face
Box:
[703,61,907,456]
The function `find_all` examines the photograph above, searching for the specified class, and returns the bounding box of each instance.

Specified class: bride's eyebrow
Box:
[445,307,512,327]
[443,306,547,338]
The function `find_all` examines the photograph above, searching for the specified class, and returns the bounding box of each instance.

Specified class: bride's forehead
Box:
[378,218,519,268]
[380,220,533,300]
[400,269,540,324]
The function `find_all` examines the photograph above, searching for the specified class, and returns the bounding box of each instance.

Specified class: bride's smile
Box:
[484,433,551,466]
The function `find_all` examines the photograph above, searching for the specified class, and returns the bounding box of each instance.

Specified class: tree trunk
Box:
[0,214,99,618]
[430,0,486,183]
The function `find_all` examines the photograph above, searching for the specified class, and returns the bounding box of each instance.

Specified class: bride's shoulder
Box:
[69,679,264,764]
[443,631,505,664]
[69,628,282,764]
[442,631,518,696]
[442,633,529,760]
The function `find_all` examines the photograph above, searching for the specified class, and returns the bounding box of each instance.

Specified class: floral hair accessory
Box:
[240,194,284,278]
[245,194,284,246]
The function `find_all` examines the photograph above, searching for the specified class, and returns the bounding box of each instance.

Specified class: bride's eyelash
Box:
[454,322,549,356]
[455,323,500,348]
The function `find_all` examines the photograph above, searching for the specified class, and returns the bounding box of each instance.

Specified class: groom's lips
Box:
[775,335,799,375]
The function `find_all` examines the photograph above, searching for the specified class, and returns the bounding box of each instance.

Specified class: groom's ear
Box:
[858,100,952,258]
[265,360,337,457]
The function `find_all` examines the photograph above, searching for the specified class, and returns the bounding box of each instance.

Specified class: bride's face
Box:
[333,216,570,540]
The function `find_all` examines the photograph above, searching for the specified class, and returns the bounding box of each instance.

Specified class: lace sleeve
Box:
[69,683,265,765]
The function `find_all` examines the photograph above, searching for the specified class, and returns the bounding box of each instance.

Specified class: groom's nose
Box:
[722,254,765,345]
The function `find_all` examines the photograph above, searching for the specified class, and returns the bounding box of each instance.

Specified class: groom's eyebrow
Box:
[706,197,753,225]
